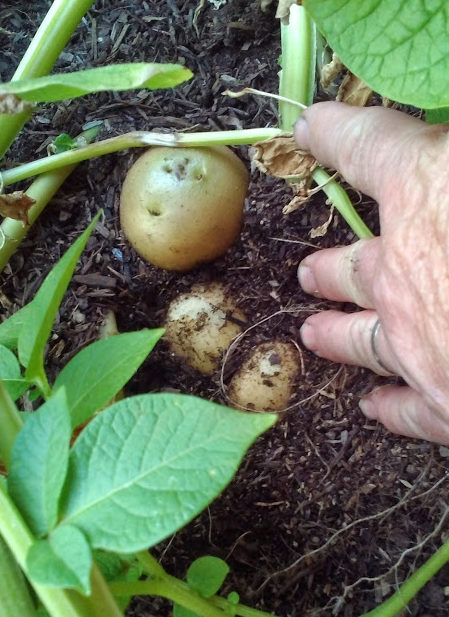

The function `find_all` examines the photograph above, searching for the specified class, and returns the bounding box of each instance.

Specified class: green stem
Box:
[0,380,23,470]
[0,534,37,617]
[312,168,373,238]
[0,125,101,273]
[0,0,95,159]
[0,480,125,617]
[279,5,373,239]
[280,4,316,127]
[1,128,282,187]
[360,535,449,617]
[136,550,168,578]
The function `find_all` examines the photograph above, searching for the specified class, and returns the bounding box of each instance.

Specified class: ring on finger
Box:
[370,319,393,374]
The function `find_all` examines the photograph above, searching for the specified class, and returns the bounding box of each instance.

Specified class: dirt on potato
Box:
[1,1,449,616]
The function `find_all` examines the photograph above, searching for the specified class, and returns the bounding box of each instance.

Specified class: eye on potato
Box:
[120,146,249,271]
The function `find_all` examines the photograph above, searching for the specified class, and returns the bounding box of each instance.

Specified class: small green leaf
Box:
[51,133,76,152]
[8,389,71,537]
[61,394,276,552]
[54,328,165,428]
[0,304,32,350]
[304,0,449,109]
[187,556,230,597]
[227,591,240,605]
[0,345,29,400]
[0,63,193,103]
[18,213,100,385]
[27,525,92,594]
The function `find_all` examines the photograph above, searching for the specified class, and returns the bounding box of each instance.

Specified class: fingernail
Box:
[294,116,310,150]
[359,397,377,419]
[298,262,319,295]
[300,321,317,351]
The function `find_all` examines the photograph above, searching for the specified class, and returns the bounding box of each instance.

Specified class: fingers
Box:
[298,237,381,308]
[300,310,396,376]
[360,385,449,445]
[294,102,435,204]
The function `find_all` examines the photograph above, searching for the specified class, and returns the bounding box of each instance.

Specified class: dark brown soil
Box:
[1,2,449,616]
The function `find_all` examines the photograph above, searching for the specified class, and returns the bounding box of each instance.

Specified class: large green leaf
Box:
[60,394,276,552]
[18,213,100,387]
[0,344,29,400]
[27,525,92,595]
[0,63,192,103]
[54,329,165,428]
[304,0,449,109]
[8,389,71,537]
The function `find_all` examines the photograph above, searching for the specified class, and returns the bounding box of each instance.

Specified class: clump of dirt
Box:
[1,2,449,616]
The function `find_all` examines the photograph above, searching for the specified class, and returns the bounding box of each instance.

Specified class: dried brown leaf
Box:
[282,181,313,214]
[320,52,344,89]
[337,72,373,107]
[0,94,34,115]
[310,205,334,238]
[276,0,301,23]
[250,134,317,181]
[0,192,35,225]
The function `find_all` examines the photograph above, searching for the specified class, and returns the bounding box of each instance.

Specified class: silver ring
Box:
[370,319,391,373]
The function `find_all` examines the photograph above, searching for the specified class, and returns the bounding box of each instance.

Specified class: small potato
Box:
[228,342,300,412]
[120,146,249,271]
[164,282,246,374]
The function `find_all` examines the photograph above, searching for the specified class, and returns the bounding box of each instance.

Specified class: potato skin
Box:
[120,146,249,270]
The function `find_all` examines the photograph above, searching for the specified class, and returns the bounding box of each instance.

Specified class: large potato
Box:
[120,146,249,270]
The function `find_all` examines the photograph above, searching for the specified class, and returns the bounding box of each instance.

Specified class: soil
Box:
[1,1,449,616]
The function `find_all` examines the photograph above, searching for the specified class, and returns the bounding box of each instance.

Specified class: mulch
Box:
[1,1,449,615]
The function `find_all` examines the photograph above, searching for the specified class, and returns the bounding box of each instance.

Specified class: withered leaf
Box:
[337,72,373,107]
[282,181,313,214]
[0,94,34,115]
[250,134,318,181]
[320,52,344,90]
[276,0,301,24]
[0,192,36,225]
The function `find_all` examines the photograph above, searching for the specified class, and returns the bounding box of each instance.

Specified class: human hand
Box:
[295,102,449,444]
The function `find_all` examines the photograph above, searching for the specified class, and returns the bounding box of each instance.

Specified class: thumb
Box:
[359,385,449,445]
[294,102,439,204]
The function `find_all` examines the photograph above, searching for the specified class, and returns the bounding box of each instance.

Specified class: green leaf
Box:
[61,394,276,552]
[304,0,449,109]
[8,389,71,537]
[426,106,449,124]
[187,556,230,597]
[0,63,193,103]
[227,591,240,605]
[0,304,32,350]
[54,328,165,428]
[0,345,29,400]
[27,525,92,594]
[93,550,127,582]
[18,213,100,386]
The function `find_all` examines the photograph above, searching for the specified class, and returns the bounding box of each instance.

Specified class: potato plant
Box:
[0,216,276,617]
[2,1,449,617]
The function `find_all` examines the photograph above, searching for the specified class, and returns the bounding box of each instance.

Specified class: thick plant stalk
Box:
[280,4,373,239]
[0,535,37,617]
[0,381,22,470]
[0,128,283,187]
[0,0,95,158]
